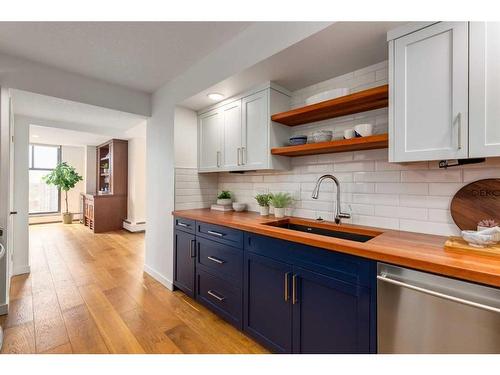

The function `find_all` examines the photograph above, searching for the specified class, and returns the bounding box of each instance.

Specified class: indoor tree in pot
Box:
[254,193,271,216]
[43,162,83,224]
[269,192,293,218]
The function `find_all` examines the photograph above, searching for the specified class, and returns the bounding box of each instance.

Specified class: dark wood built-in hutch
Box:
[81,139,128,233]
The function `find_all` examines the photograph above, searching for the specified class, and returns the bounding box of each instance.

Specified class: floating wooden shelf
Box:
[271,85,389,126]
[271,134,388,157]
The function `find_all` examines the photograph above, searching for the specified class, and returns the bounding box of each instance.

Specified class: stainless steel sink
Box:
[263,219,378,243]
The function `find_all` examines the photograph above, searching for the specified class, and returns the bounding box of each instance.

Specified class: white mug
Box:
[344,129,355,139]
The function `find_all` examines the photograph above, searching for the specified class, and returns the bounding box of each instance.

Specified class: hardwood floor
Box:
[0,223,267,354]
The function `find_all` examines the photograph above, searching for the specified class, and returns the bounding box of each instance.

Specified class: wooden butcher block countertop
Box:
[172,209,500,288]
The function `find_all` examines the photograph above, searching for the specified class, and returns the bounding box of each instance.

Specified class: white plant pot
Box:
[274,207,286,218]
[259,206,270,216]
[217,198,232,206]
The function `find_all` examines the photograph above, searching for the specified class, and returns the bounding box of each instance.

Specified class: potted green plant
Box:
[254,193,271,216]
[43,162,83,224]
[269,192,293,218]
[217,191,232,206]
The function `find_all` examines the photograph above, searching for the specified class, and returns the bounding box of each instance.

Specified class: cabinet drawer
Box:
[197,237,242,284]
[197,221,243,247]
[196,268,242,328]
[245,233,375,288]
[174,217,195,233]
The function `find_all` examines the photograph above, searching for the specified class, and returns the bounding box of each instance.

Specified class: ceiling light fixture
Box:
[207,93,224,101]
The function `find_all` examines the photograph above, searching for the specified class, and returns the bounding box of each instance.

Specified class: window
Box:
[29,144,61,214]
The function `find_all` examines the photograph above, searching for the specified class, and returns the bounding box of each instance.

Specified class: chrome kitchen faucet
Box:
[312,174,351,224]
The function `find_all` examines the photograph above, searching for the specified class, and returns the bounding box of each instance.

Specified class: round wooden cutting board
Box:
[450,178,500,230]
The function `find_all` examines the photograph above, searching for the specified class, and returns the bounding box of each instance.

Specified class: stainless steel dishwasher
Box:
[377,262,500,353]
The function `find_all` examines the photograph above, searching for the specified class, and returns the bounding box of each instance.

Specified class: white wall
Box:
[12,115,29,275]
[85,145,96,194]
[0,52,151,116]
[126,123,147,226]
[174,106,198,168]
[146,23,332,289]
[0,87,12,311]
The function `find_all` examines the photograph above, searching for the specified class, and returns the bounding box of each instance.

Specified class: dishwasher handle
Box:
[377,274,500,314]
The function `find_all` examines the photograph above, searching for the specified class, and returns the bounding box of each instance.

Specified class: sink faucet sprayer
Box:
[311,174,351,224]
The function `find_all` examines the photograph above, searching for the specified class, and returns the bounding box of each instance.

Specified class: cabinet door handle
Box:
[284,272,290,301]
[241,146,246,165]
[190,239,196,258]
[207,256,225,264]
[207,290,225,302]
[207,230,224,238]
[237,147,241,166]
[457,112,462,150]
[177,222,190,228]
[292,274,298,304]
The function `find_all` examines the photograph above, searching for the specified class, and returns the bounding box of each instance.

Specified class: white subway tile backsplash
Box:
[401,169,462,183]
[354,171,400,183]
[375,205,428,220]
[334,161,375,172]
[375,183,428,195]
[463,168,500,182]
[399,219,460,236]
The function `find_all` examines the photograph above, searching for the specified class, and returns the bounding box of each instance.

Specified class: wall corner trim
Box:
[143,264,173,291]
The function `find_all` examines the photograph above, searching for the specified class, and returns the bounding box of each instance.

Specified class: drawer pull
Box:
[292,274,298,305]
[207,256,225,264]
[207,290,225,302]
[177,222,190,228]
[190,239,196,258]
[207,230,225,238]
[284,272,290,302]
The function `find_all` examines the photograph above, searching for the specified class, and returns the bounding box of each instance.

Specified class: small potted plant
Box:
[43,162,83,224]
[217,191,232,206]
[102,162,109,174]
[269,192,293,218]
[254,193,271,216]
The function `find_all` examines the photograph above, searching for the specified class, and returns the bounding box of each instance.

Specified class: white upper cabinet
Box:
[198,108,222,171]
[197,83,290,173]
[221,100,242,170]
[389,22,469,162]
[241,90,268,170]
[469,22,500,157]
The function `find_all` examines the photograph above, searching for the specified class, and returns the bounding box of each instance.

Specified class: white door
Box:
[241,90,269,170]
[391,22,469,162]
[0,88,12,310]
[470,22,500,157]
[198,108,222,172]
[221,100,242,170]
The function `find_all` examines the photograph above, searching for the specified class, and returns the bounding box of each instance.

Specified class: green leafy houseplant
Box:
[217,191,232,199]
[269,192,293,218]
[43,162,83,224]
[255,193,272,216]
[254,193,271,207]
[216,190,232,206]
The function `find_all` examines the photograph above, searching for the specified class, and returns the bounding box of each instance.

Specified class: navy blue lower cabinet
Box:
[291,266,371,353]
[243,252,293,353]
[173,229,196,298]
[196,268,243,329]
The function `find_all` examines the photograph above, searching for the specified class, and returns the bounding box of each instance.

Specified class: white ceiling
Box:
[30,125,111,147]
[0,22,252,93]
[12,89,147,134]
[181,22,405,110]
